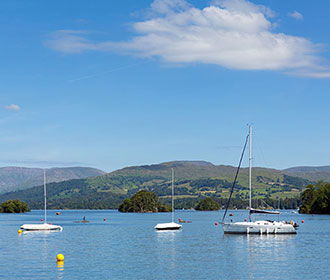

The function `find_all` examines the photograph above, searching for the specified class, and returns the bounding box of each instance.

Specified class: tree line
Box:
[299,181,330,214]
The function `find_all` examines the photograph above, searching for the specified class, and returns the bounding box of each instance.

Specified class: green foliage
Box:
[195,197,220,211]
[299,181,330,214]
[118,190,171,212]
[0,162,310,210]
[283,174,311,188]
[0,199,30,213]
[118,199,133,212]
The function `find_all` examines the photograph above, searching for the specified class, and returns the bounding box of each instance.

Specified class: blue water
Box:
[0,209,329,280]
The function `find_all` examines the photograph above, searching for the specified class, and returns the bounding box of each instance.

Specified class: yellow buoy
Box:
[18,229,22,234]
[57,254,64,262]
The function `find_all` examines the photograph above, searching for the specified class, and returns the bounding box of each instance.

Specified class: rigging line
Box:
[254,131,269,168]
[221,133,249,223]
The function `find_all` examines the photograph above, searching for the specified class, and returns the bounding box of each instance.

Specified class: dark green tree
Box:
[118,190,171,212]
[0,199,30,213]
[299,181,330,214]
[118,198,133,212]
[195,197,220,211]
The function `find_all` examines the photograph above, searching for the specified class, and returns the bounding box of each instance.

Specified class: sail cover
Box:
[250,208,280,215]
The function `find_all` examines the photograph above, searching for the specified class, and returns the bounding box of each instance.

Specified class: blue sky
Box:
[1,0,330,172]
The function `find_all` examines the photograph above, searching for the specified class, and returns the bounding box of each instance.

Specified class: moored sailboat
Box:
[154,168,182,231]
[221,125,297,234]
[20,169,62,231]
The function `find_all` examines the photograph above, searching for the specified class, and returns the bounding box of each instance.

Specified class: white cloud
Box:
[44,30,97,53]
[4,104,21,112]
[288,10,303,20]
[45,0,330,78]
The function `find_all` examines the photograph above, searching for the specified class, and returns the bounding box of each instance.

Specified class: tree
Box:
[195,197,220,211]
[299,181,330,214]
[0,199,30,213]
[118,190,171,212]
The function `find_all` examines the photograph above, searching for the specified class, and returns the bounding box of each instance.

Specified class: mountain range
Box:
[0,161,329,209]
[0,167,105,194]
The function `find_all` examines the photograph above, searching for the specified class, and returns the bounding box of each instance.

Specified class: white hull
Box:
[21,223,63,231]
[222,220,296,234]
[154,222,182,231]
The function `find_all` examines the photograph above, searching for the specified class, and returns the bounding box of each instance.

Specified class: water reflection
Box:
[156,229,181,242]
[57,261,64,279]
[155,230,182,274]
[220,233,298,279]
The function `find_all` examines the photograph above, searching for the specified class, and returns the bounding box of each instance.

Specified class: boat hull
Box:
[222,220,296,234]
[154,222,182,231]
[20,223,63,231]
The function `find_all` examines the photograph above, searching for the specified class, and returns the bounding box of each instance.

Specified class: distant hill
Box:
[284,166,330,173]
[111,161,236,179]
[0,161,316,209]
[284,166,330,182]
[0,167,106,194]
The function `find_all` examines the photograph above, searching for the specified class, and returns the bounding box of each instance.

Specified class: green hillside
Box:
[0,161,311,209]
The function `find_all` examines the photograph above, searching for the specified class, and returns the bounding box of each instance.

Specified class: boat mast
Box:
[171,168,174,223]
[44,169,47,224]
[249,125,252,212]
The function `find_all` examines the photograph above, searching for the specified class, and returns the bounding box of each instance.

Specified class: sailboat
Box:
[221,125,297,234]
[20,169,63,231]
[154,168,182,231]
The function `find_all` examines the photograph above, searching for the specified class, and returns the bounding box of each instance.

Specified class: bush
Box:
[195,197,220,211]
[118,190,171,212]
[0,199,30,213]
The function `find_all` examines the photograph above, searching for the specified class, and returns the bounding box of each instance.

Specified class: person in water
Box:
[83,216,86,221]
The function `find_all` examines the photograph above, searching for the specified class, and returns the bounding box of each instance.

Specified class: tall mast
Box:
[249,125,252,211]
[44,169,47,224]
[171,168,174,223]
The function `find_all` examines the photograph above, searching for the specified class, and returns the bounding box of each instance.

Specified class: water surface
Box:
[0,210,329,279]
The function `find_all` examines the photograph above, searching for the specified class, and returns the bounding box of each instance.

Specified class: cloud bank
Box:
[45,0,330,78]
[4,104,21,112]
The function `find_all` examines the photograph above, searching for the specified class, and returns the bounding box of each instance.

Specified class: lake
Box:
[0,209,329,279]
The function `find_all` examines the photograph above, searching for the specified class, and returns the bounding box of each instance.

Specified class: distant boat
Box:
[221,125,297,234]
[154,168,182,231]
[21,169,62,231]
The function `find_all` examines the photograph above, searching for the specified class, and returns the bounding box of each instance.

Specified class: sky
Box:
[1,0,330,172]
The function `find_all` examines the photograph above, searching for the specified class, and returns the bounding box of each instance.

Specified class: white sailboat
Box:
[21,169,62,231]
[221,125,297,234]
[154,168,182,231]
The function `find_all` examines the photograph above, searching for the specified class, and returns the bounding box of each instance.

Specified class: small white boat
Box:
[155,168,182,231]
[221,126,296,235]
[21,223,62,231]
[154,222,182,231]
[21,169,62,231]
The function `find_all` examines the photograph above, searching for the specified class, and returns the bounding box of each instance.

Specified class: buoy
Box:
[215,222,218,226]
[18,229,22,234]
[50,223,52,225]
[301,220,304,223]
[41,219,43,221]
[57,254,64,262]
[104,218,106,221]
[244,219,247,222]
[229,214,233,216]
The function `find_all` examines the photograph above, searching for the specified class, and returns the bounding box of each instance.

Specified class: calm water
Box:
[0,209,329,280]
